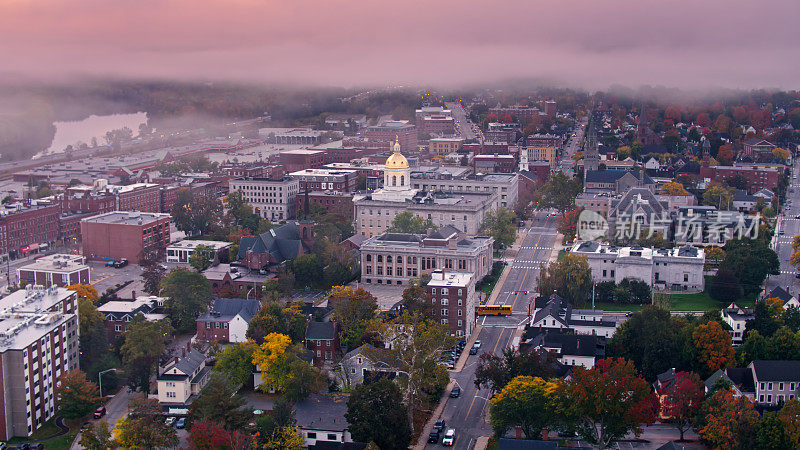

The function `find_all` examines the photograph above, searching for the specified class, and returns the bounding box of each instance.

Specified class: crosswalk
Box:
[519,246,553,250]
[510,262,550,269]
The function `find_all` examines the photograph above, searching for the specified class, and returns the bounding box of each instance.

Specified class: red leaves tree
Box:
[699,389,758,450]
[661,371,705,441]
[664,105,682,123]
[717,144,735,165]
[560,358,658,449]
[55,369,101,420]
[187,420,252,450]
[696,113,712,127]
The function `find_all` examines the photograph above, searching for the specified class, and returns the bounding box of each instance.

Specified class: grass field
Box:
[594,290,757,313]
[3,418,79,449]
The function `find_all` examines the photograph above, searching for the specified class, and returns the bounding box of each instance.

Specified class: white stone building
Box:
[229,176,299,221]
[570,241,705,292]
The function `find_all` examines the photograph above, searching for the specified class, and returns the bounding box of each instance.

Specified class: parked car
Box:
[473,340,482,349]
[80,422,91,432]
[428,431,440,444]
[433,419,446,432]
[113,258,129,268]
[442,428,456,446]
[450,387,461,398]
[469,347,478,355]
[165,416,176,426]
[104,260,115,267]
[175,418,186,429]
[93,406,106,419]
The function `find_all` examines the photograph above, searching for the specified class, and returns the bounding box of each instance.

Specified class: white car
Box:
[165,416,176,426]
[442,428,456,446]
[472,340,482,349]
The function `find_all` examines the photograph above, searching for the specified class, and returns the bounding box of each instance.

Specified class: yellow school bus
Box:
[476,304,513,316]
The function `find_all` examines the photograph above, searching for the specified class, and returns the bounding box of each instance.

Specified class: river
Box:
[39,111,148,158]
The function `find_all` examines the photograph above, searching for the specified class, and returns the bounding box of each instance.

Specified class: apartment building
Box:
[17,254,90,288]
[229,177,300,222]
[425,270,476,337]
[80,211,171,264]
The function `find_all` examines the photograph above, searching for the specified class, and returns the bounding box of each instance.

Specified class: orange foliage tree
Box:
[692,321,735,374]
[661,371,705,441]
[699,389,758,450]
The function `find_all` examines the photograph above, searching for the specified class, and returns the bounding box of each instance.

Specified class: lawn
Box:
[3,418,79,449]
[594,290,757,313]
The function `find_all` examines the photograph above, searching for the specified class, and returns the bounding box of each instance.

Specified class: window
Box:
[441,309,448,316]
[768,394,772,403]
[215,322,220,329]
[431,288,436,295]
[366,254,372,262]
[441,298,448,306]
[780,383,784,390]
[761,383,765,390]
[441,288,449,295]
[769,382,773,390]
[307,432,317,439]
[327,434,337,441]
[114,325,122,332]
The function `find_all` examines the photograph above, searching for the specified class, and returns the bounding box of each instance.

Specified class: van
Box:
[442,428,456,446]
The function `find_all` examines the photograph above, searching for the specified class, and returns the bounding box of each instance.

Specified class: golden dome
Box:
[385,152,409,169]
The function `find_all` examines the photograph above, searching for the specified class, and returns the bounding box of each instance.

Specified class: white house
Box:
[528,294,618,338]
[645,157,661,171]
[294,394,354,447]
[721,303,753,344]
[157,346,211,414]
[527,330,601,368]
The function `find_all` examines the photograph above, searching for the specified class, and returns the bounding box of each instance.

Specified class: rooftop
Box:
[0,285,75,314]
[0,312,73,352]
[427,270,473,288]
[97,296,164,314]
[81,211,171,226]
[289,168,358,177]
[294,394,351,432]
[18,254,87,274]
[167,240,232,251]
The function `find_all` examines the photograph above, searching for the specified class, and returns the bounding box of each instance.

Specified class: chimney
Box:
[187,341,191,353]
[182,348,186,358]
[131,290,136,300]
[174,357,179,365]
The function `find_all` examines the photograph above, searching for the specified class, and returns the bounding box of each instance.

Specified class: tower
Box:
[518,135,529,172]
[584,129,600,171]
[383,136,411,191]
[702,137,711,167]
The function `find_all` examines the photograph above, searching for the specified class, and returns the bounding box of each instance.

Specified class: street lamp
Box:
[98,368,117,398]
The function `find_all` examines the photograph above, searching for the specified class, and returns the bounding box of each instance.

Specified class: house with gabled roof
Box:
[195,298,260,343]
[721,302,754,343]
[306,321,340,366]
[527,294,618,338]
[295,394,354,447]
[337,344,401,388]
[96,295,166,342]
[750,360,800,405]
[525,329,604,369]
[157,344,211,414]
[238,221,314,270]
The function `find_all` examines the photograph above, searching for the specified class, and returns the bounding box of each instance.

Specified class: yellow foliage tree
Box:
[658,181,689,196]
[67,284,99,302]
[67,284,102,333]
[251,333,292,391]
[773,147,791,162]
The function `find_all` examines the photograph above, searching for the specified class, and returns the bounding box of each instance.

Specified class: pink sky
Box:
[1,0,798,89]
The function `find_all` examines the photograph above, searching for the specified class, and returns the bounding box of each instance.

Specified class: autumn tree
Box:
[67,284,100,331]
[121,316,173,392]
[474,348,555,393]
[400,284,434,317]
[717,144,735,165]
[692,321,735,375]
[79,421,112,450]
[698,389,758,450]
[778,398,800,449]
[557,208,582,243]
[703,182,735,210]
[115,396,179,448]
[661,371,705,441]
[188,373,252,430]
[160,268,213,332]
[187,420,252,450]
[261,426,304,450]
[246,302,307,344]
[345,379,412,450]
[560,358,658,449]
[329,286,379,349]
[755,411,793,450]
[489,376,559,439]
[214,341,258,386]
[56,369,101,420]
[537,253,592,307]
[481,207,517,249]
[252,333,292,391]
[658,181,689,196]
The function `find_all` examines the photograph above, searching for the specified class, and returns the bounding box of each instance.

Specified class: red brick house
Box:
[195,298,260,343]
[305,321,340,366]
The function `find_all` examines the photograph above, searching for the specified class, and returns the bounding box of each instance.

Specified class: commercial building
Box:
[17,254,90,288]
[428,138,463,155]
[360,227,493,287]
[570,241,705,292]
[583,170,656,194]
[266,128,327,145]
[472,154,516,174]
[80,211,171,264]
[409,170,518,210]
[489,104,542,122]
[166,240,232,265]
[96,296,166,342]
[527,293,619,339]
[195,298,260,343]
[289,168,359,193]
[229,177,299,222]
[699,164,782,194]
[365,121,418,152]
[0,202,61,260]
[294,191,354,219]
[202,264,267,298]
[485,123,519,143]
[520,134,560,169]
[425,270,476,337]
[0,286,80,440]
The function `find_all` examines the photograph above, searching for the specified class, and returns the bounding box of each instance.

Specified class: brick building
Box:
[278,150,326,172]
[365,121,418,152]
[195,298,260,343]
[473,154,516,173]
[305,322,340,366]
[289,168,359,193]
[80,211,171,263]
[63,181,161,214]
[429,138,463,155]
[96,296,166,342]
[17,254,90,288]
[0,203,61,259]
[425,270,476,337]
[699,165,782,194]
[0,286,80,440]
[294,191,354,219]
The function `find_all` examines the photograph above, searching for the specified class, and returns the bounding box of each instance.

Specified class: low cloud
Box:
[1,0,798,89]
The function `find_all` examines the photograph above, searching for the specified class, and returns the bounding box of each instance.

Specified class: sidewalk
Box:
[411,379,456,450]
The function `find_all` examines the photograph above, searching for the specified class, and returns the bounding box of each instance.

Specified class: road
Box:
[559,116,588,176]
[435,210,559,449]
[446,102,481,141]
[766,161,800,296]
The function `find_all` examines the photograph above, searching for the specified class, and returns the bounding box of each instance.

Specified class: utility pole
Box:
[592,282,595,310]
